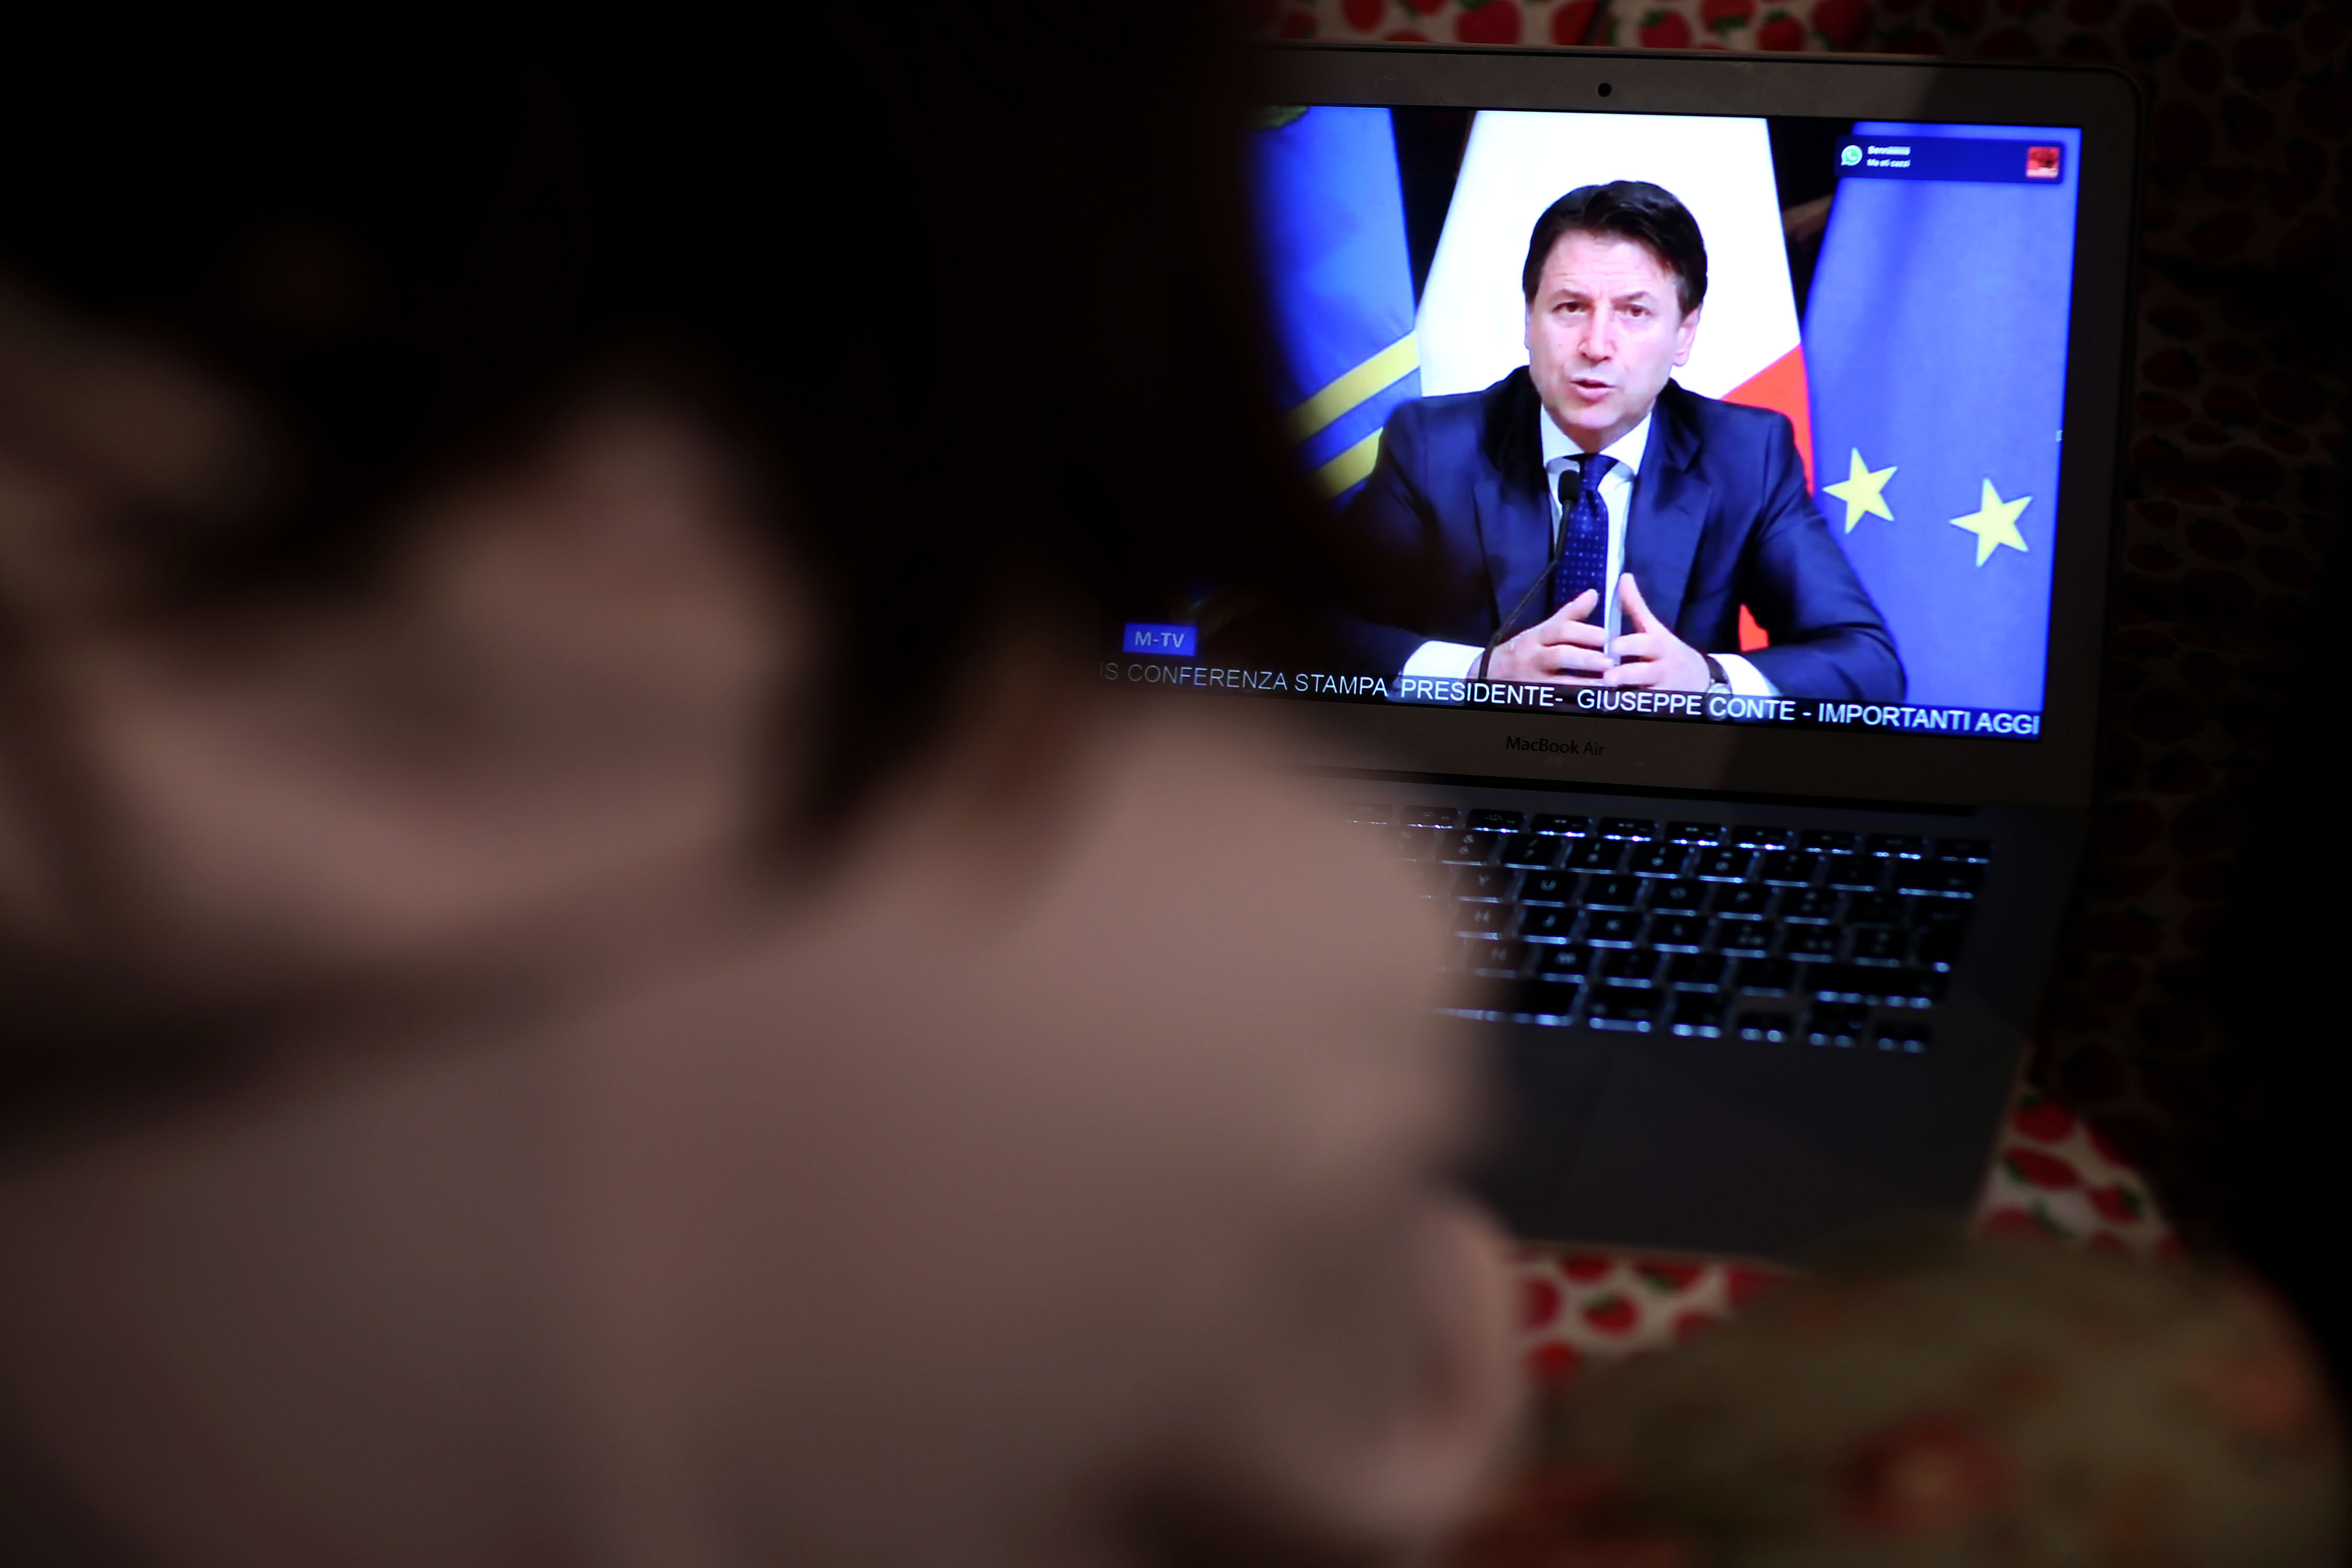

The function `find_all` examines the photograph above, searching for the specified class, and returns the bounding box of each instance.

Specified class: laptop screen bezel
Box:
[1235,44,2141,812]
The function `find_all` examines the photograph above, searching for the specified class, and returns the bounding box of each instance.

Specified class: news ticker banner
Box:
[1106,627,2044,739]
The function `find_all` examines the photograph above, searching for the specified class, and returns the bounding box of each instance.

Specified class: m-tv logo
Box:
[1122,624,1198,658]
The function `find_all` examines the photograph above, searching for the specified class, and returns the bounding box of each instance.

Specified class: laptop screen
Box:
[1111,104,2083,749]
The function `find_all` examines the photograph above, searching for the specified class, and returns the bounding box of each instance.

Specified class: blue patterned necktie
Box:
[1547,452,1617,617]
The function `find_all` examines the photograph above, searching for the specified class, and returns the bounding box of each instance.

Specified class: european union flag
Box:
[1249,106,1421,507]
[1803,122,2080,712]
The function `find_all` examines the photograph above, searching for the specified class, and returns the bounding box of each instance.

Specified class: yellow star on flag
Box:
[1821,447,1896,532]
[1949,479,2031,566]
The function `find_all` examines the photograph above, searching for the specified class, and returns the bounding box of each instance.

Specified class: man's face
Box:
[1523,230,1700,454]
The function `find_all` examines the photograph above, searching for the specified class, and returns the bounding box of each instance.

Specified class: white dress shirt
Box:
[1398,404,1779,696]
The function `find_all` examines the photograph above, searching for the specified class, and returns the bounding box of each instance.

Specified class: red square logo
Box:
[2025,145,2061,179]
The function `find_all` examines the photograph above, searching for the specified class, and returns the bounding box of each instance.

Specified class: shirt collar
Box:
[1540,402,1651,478]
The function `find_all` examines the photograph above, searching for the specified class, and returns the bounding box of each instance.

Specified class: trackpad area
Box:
[1469,1041,1611,1237]
[1474,1038,1938,1262]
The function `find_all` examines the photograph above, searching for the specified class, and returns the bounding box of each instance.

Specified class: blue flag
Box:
[1249,106,1421,507]
[1803,123,2081,713]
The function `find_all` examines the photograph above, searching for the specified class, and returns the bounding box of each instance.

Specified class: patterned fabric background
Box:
[1516,1090,2178,1381]
[1250,0,2348,1249]
[1455,1239,2345,1568]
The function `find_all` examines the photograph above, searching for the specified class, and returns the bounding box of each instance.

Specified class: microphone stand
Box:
[1477,518,1575,683]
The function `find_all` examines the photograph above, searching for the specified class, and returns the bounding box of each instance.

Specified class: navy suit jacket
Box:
[1321,370,1904,701]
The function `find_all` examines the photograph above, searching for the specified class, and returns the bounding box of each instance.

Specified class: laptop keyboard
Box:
[1350,805,1988,1054]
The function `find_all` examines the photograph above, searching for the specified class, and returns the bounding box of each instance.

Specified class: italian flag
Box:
[1414,111,1811,650]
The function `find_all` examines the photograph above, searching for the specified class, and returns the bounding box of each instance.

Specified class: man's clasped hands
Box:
[1483,572,1713,690]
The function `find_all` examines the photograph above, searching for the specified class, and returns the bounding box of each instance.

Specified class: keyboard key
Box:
[1466,939,1526,978]
[1520,907,1577,943]
[1736,1011,1794,1043]
[1667,952,1727,990]
[1845,892,1905,926]
[1736,958,1797,996]
[1394,827,1436,860]
[1585,990,1659,1031]
[1897,863,1985,898]
[1806,965,1894,1003]
[1912,897,1971,928]
[1713,920,1774,957]
[1935,837,1992,863]
[1452,902,1512,938]
[1412,860,1454,896]
[1808,1003,1869,1048]
[1501,834,1565,869]
[1650,879,1707,914]
[1516,982,1583,1021]
[1627,844,1688,877]
[1648,914,1710,952]
[1529,946,1594,984]
[1822,855,1884,891]
[1669,995,1726,1037]
[1782,926,1840,959]
[1808,965,1944,1006]
[1596,949,1659,985]
[1467,809,1526,832]
[1438,829,1502,865]
[1878,969,1947,1007]
[1849,928,1909,966]
[1664,821,1723,845]
[1457,867,1517,902]
[1758,851,1820,886]
[1404,806,1461,830]
[1875,1021,1932,1054]
[1725,824,1794,850]
[1530,814,1592,836]
[1584,874,1642,909]
[1807,965,1876,1003]
[1343,802,1394,825]
[1797,829,1858,854]
[1865,833,1929,859]
[1566,839,1624,871]
[1583,910,1643,947]
[1598,817,1658,840]
[1519,871,1577,906]
[1916,927,1965,972]
[1781,887,1840,923]
[1449,975,1525,1016]
[1694,848,1753,881]
[1713,884,1774,918]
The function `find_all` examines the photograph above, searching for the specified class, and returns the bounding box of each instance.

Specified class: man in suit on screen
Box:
[1321,180,1904,702]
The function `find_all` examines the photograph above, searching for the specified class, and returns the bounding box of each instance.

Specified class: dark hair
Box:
[1519,181,1708,316]
[0,5,1304,827]
[0,4,1310,1135]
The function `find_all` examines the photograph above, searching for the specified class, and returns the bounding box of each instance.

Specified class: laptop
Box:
[1108,43,2140,1264]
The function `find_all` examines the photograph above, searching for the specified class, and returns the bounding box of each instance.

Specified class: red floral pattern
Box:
[1510,1092,2177,1380]
[1450,1243,2344,1568]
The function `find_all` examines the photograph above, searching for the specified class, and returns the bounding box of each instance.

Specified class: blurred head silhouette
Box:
[0,8,1515,1566]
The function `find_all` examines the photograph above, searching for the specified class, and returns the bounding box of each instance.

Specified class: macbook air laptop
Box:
[1111,43,2140,1263]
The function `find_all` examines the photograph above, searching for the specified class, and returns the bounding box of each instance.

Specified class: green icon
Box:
[1840,145,1862,167]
